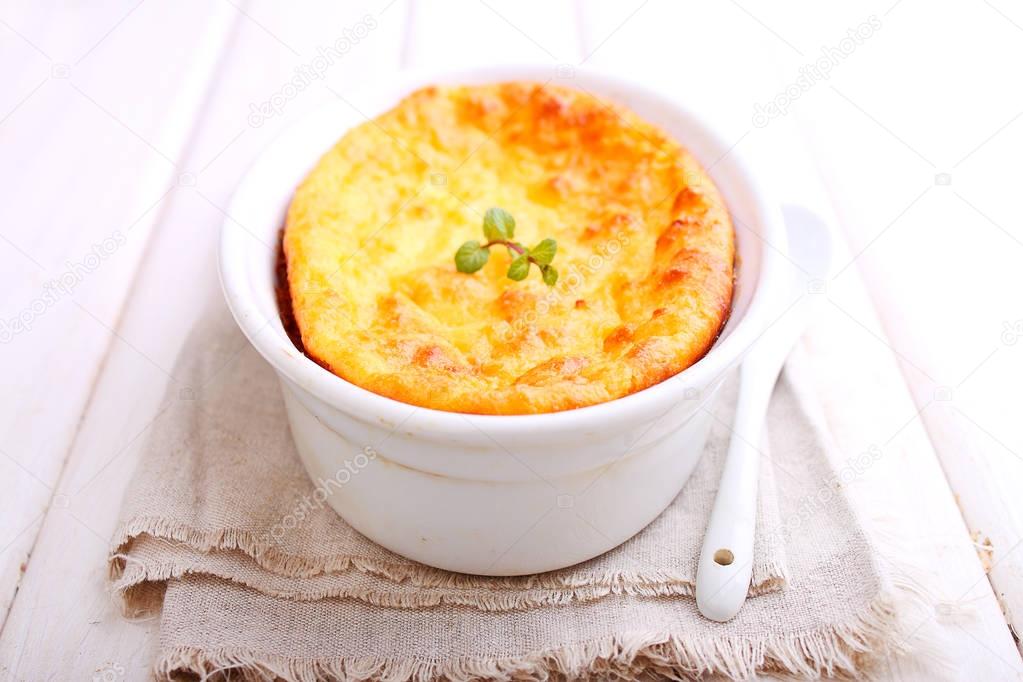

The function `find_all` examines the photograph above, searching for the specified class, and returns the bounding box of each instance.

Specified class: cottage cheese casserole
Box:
[283,82,735,415]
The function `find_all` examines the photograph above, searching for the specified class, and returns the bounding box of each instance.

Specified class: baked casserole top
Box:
[284,82,734,414]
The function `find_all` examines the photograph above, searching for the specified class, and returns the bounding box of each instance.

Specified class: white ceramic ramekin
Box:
[219,65,785,576]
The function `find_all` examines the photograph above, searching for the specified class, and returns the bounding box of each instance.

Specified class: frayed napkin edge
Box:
[151,580,932,682]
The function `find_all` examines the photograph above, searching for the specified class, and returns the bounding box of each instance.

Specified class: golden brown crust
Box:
[284,82,734,415]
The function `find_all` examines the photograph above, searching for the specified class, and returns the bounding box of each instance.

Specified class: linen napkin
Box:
[109,305,927,680]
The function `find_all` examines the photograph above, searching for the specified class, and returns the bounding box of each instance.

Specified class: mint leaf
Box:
[530,238,557,265]
[455,240,490,273]
[541,265,558,286]
[483,207,516,241]
[507,255,529,281]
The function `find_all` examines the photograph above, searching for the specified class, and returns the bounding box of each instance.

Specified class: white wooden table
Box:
[1,1,1021,679]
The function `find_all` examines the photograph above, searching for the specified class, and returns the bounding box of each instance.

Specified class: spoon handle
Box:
[695,360,777,622]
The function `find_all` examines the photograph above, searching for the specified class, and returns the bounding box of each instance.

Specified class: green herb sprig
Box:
[454,207,558,286]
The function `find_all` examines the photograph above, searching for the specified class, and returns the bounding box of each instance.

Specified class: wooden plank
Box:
[576,0,790,141]
[0,0,240,629]
[579,0,1023,677]
[0,0,409,678]
[786,0,1023,658]
[402,0,581,67]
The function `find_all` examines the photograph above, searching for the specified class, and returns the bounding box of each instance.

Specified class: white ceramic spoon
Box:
[695,206,834,622]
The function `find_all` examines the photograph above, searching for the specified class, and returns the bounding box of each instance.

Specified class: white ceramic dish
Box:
[219,64,786,576]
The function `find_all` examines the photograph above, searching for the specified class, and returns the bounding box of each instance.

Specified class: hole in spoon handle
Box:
[713,548,734,566]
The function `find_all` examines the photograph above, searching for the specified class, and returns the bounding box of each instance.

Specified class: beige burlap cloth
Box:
[109,307,927,680]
